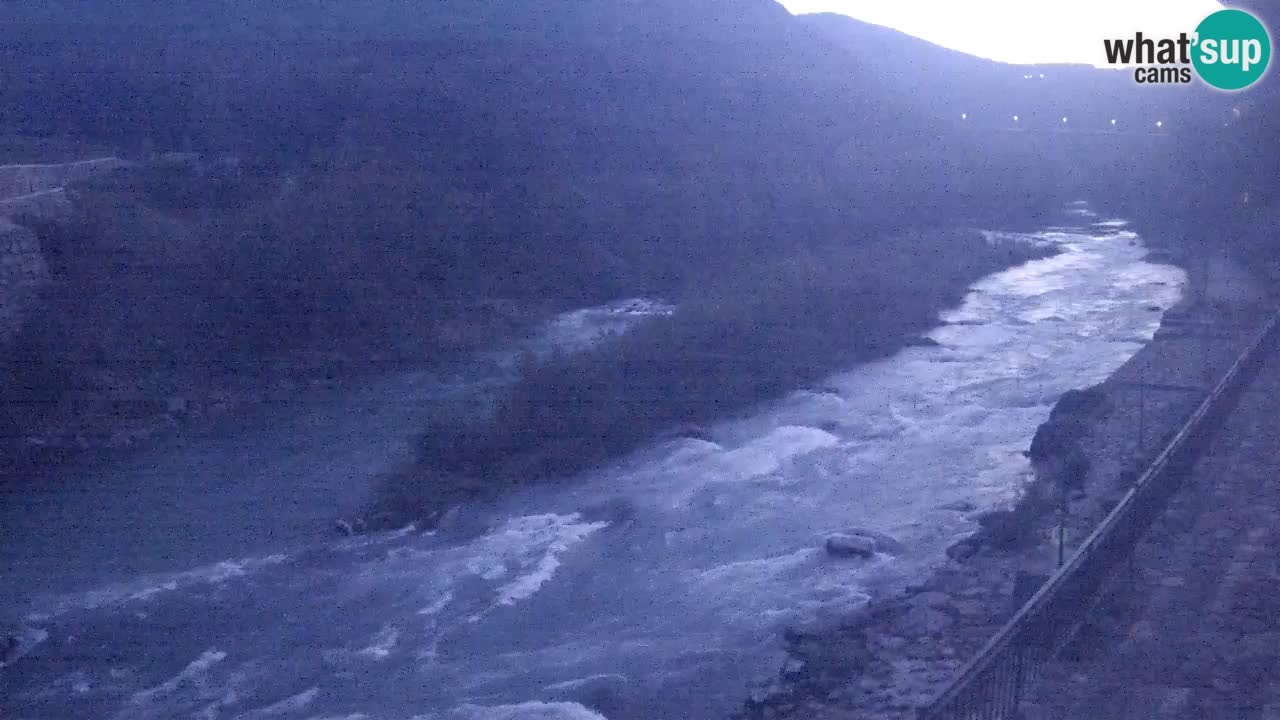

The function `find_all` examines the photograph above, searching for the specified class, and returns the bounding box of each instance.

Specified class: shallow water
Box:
[0,210,1184,720]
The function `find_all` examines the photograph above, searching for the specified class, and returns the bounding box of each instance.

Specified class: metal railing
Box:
[917,307,1280,720]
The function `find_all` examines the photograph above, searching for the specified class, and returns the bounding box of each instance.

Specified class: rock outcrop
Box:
[825,529,902,558]
[1028,387,1107,463]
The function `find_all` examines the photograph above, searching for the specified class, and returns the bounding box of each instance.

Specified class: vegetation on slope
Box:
[373,231,1050,525]
[0,1,1140,488]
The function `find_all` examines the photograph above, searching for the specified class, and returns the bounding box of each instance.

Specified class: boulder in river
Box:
[843,527,905,554]
[825,533,876,559]
[544,673,631,717]
[938,499,977,513]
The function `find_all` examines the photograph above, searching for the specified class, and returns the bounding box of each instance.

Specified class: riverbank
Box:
[733,223,1271,719]
[1018,344,1280,718]
[0,160,570,474]
[0,210,1191,720]
[361,228,1056,532]
[0,299,553,478]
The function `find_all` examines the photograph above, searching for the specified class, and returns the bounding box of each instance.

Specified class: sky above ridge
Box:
[778,0,1226,65]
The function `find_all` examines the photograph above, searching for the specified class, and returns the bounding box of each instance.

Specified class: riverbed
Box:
[0,206,1185,720]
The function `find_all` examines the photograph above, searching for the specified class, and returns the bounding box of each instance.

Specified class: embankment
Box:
[734,243,1271,719]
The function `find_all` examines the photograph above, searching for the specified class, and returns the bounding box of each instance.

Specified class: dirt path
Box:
[735,235,1280,720]
[1023,347,1280,719]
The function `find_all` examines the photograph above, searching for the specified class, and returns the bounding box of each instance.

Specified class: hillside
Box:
[0,1,1102,477]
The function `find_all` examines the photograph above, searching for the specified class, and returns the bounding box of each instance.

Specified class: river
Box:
[0,206,1185,720]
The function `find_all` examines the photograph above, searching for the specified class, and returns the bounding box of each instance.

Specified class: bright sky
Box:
[778,0,1226,65]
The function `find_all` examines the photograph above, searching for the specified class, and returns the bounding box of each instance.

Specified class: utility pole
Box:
[1137,371,1146,459]
[1057,479,1067,568]
[1201,248,1213,389]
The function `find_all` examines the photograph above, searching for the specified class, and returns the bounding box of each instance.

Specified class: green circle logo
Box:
[1193,9,1271,91]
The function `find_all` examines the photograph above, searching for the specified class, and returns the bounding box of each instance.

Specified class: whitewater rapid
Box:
[0,208,1185,720]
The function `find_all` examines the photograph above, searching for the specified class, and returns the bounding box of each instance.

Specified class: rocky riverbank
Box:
[733,248,1271,719]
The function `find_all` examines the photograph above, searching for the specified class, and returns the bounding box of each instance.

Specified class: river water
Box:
[0,207,1185,720]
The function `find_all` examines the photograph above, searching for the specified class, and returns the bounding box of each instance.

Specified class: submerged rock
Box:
[579,497,636,526]
[660,422,713,443]
[946,536,981,562]
[544,673,631,716]
[904,335,941,348]
[334,517,365,536]
[825,533,876,559]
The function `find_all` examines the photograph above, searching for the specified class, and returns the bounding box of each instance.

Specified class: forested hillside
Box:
[0,1,1145,481]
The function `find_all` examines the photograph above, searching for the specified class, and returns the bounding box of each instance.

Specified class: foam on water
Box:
[357,626,401,660]
[234,687,320,718]
[117,649,229,719]
[438,701,608,720]
[535,298,674,356]
[27,554,290,621]
[342,512,608,625]
[3,210,1189,720]
[465,514,610,608]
